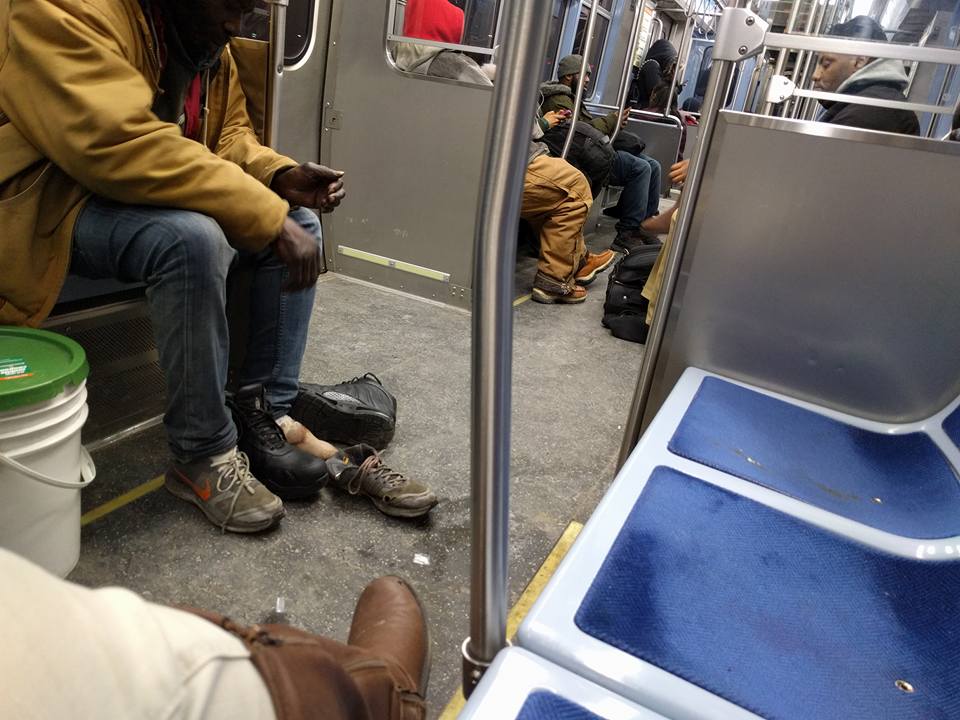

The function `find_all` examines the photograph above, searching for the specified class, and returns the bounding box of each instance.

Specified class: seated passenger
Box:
[0,0,436,532]
[629,39,679,110]
[813,16,920,135]
[393,0,492,85]
[419,52,613,302]
[525,113,616,304]
[0,548,429,719]
[540,54,664,252]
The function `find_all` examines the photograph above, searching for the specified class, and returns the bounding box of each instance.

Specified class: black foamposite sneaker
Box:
[228,384,329,500]
[291,373,397,450]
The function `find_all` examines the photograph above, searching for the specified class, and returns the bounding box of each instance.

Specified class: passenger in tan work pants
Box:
[524,114,616,304]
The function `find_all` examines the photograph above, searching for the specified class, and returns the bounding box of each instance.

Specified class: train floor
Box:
[70,216,645,718]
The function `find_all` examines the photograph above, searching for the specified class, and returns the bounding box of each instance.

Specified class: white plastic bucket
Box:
[0,381,96,577]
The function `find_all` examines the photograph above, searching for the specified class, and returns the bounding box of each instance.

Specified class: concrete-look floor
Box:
[71,221,647,718]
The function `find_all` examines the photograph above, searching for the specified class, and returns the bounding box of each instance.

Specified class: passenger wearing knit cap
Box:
[540,53,665,251]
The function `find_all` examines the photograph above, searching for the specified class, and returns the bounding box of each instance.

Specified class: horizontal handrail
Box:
[792,87,949,116]
[628,109,684,128]
[764,33,960,65]
[386,34,497,55]
[584,103,685,128]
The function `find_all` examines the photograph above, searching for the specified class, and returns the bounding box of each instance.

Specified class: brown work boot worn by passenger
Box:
[575,249,617,286]
[326,444,438,518]
[531,270,588,305]
[165,448,285,533]
[348,576,430,716]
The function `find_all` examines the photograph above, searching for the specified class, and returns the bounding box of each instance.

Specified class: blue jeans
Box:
[70,198,321,462]
[610,151,662,231]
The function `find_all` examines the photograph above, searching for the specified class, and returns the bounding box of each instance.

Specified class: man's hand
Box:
[669,159,689,185]
[619,106,633,127]
[543,110,571,128]
[271,162,346,213]
[273,217,321,292]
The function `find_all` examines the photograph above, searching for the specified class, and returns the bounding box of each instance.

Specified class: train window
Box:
[541,0,568,81]
[386,0,500,86]
[238,0,315,66]
[573,0,612,97]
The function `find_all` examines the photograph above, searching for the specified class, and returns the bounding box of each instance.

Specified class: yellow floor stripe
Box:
[81,475,165,527]
[438,521,584,720]
[513,293,532,307]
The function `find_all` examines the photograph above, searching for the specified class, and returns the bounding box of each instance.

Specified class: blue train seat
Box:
[459,648,668,720]
[669,376,960,538]
[944,404,960,449]
[516,368,960,720]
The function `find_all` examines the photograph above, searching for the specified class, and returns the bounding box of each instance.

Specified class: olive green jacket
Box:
[539,81,619,137]
[0,0,296,326]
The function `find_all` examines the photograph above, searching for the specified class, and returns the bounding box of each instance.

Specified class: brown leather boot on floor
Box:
[348,576,430,702]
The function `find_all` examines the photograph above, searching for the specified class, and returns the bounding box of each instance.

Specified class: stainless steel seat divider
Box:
[463,0,553,699]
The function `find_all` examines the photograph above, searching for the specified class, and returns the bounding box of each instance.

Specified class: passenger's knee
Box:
[153,211,236,278]
[289,207,322,240]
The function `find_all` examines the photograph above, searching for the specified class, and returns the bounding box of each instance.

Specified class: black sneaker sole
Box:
[291,393,396,450]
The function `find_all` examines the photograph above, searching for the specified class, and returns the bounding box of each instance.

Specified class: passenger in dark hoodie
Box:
[629,39,679,109]
[813,16,920,135]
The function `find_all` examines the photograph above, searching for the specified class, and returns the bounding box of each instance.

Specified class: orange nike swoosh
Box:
[174,468,212,501]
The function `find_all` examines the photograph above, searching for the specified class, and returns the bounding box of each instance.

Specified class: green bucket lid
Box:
[0,327,89,412]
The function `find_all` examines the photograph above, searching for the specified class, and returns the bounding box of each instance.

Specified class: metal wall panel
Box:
[319,1,494,308]
[276,0,334,162]
[645,112,960,425]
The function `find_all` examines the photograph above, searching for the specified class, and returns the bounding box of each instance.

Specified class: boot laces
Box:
[344,372,382,386]
[347,453,407,496]
[245,405,286,450]
[214,451,258,532]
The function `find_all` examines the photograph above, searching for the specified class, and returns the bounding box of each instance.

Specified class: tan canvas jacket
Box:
[0,0,297,326]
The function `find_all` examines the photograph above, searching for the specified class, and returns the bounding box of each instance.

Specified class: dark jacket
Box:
[819,58,920,135]
[629,40,678,108]
[539,81,619,137]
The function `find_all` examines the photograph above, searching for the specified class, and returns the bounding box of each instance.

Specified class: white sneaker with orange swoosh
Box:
[165,448,285,533]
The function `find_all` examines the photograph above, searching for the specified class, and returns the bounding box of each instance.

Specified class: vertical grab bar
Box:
[264,0,289,149]
[617,2,744,468]
[463,0,553,698]
[611,0,648,143]
[562,0,601,158]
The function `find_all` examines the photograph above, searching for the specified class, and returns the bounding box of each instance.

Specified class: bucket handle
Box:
[0,446,96,489]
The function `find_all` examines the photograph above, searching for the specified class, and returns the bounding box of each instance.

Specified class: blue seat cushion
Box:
[668,377,960,538]
[575,467,960,720]
[516,691,605,720]
[944,405,960,449]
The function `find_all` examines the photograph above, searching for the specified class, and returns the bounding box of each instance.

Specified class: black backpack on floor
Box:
[602,245,661,344]
[541,121,615,196]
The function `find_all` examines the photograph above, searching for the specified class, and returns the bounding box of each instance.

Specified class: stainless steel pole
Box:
[562,0,601,158]
[463,0,553,698]
[762,0,803,114]
[617,6,741,468]
[264,0,289,150]
[611,0,647,143]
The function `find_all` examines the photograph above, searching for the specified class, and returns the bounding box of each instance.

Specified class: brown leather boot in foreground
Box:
[348,576,430,719]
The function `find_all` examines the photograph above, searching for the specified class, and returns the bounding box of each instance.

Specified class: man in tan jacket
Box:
[0,0,366,531]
